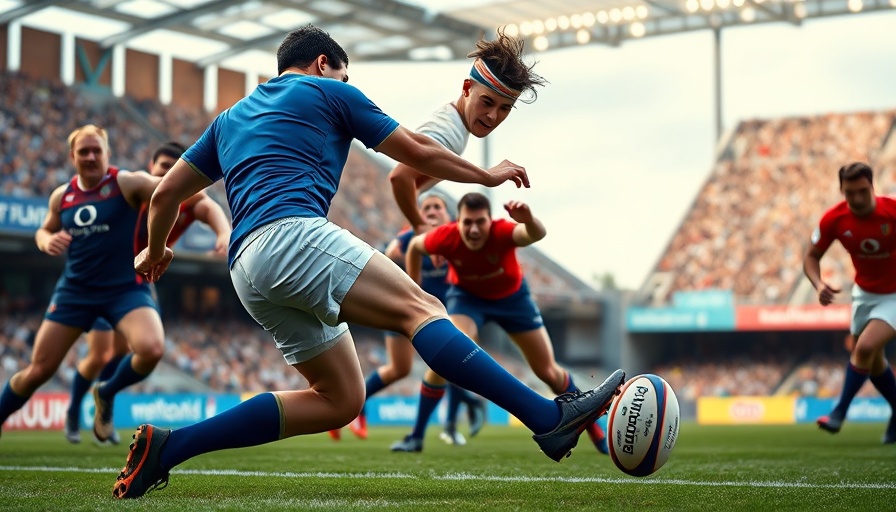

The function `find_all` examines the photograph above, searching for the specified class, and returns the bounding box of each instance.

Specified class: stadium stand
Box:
[646,110,896,306]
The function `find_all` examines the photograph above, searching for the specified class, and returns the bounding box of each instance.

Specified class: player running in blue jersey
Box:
[115,26,624,499]
[329,192,486,443]
[64,141,231,445]
[0,124,165,444]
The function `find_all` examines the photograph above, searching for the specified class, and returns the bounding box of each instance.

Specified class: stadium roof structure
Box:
[1,0,893,72]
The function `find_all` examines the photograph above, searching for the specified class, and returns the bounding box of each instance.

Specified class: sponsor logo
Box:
[843,230,853,237]
[130,398,203,423]
[860,238,881,254]
[729,399,764,420]
[663,417,679,450]
[622,385,649,454]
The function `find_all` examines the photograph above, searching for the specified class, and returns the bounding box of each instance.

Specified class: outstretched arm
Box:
[135,159,213,281]
[506,200,546,247]
[405,234,430,285]
[376,126,529,190]
[389,163,439,233]
[189,192,231,257]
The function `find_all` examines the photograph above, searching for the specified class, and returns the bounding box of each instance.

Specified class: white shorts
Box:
[230,216,375,364]
[851,285,896,336]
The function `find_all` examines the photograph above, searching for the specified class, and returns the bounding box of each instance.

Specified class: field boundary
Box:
[2,465,894,490]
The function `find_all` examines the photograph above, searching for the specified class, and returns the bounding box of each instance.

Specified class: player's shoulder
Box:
[876,196,896,212]
[819,201,850,223]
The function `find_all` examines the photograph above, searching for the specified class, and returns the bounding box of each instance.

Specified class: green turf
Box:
[1,423,894,511]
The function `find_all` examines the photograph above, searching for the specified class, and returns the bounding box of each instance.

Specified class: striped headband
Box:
[469,58,521,100]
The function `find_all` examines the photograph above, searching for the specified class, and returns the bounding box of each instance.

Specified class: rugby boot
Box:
[64,414,81,444]
[92,384,115,442]
[533,369,625,462]
[467,397,487,438]
[390,434,423,452]
[439,429,467,446]
[817,413,844,434]
[349,413,367,440]
[113,424,171,499]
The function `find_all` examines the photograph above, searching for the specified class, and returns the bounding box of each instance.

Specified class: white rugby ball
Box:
[607,373,679,477]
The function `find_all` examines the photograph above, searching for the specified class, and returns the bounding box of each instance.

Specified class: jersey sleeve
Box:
[183,117,223,182]
[811,210,837,253]
[326,81,399,149]
[396,229,414,253]
[423,224,453,256]
[417,112,466,155]
[492,219,518,247]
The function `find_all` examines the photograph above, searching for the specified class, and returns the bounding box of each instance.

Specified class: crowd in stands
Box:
[0,309,540,398]
[653,111,896,305]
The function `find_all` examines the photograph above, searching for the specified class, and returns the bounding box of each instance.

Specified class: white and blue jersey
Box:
[182,73,399,266]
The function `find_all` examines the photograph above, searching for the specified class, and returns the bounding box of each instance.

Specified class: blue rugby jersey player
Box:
[118,26,622,500]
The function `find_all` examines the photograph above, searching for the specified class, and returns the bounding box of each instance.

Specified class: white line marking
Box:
[1,466,894,490]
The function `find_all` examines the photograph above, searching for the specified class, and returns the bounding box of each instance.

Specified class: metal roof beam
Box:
[194,7,357,68]
[0,0,72,25]
[99,0,249,48]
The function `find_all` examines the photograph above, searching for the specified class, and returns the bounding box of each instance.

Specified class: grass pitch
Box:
[1,423,894,511]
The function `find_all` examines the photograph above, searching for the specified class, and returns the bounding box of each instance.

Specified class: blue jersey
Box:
[396,229,449,302]
[183,73,400,266]
[58,167,142,289]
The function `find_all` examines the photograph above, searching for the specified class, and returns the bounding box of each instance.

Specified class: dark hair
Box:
[277,25,349,75]
[838,162,874,187]
[457,192,491,216]
[152,141,187,164]
[467,27,547,104]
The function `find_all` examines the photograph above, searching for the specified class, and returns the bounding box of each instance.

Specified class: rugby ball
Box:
[607,374,679,477]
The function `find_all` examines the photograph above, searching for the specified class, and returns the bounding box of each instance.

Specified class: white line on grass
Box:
[1,465,894,490]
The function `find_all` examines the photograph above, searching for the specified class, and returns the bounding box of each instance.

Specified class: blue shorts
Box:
[445,279,544,334]
[45,279,159,331]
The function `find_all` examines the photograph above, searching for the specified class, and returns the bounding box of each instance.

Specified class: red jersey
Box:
[134,202,197,255]
[812,196,896,293]
[423,218,523,300]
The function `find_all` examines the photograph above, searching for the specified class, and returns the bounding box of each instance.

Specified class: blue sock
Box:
[411,318,559,434]
[445,384,466,430]
[561,371,578,395]
[161,392,282,470]
[0,381,30,425]
[99,354,125,382]
[98,354,147,399]
[870,366,896,410]
[365,371,386,400]
[832,363,869,418]
[410,381,445,440]
[67,370,93,422]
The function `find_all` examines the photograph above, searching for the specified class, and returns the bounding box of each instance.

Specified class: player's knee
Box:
[853,342,876,364]
[130,335,165,362]
[21,364,54,389]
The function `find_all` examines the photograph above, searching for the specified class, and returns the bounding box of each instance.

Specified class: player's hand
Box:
[485,160,530,189]
[44,230,72,256]
[504,200,533,223]
[135,247,174,282]
[816,282,840,306]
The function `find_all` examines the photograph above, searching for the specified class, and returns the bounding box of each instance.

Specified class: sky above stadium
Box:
[350,11,896,290]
